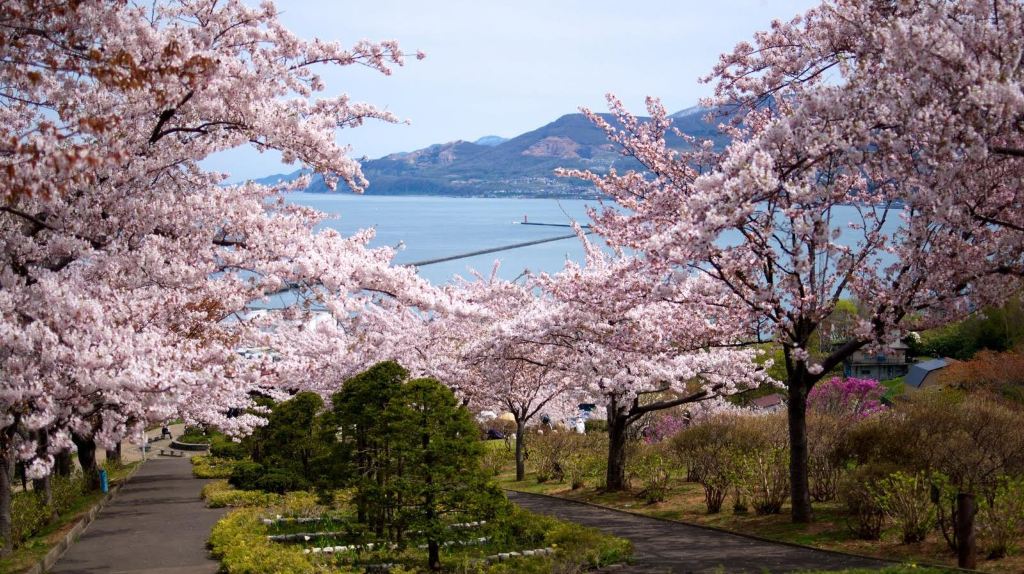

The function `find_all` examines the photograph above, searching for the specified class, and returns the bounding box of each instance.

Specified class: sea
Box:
[287,193,607,285]
[286,192,903,286]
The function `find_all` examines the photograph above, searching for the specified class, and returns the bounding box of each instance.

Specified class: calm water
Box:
[288,193,606,284]
[286,193,902,286]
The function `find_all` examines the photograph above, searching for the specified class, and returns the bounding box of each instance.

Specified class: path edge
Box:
[22,462,145,574]
[504,488,977,574]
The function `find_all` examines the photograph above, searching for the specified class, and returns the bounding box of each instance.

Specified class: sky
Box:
[204,0,819,181]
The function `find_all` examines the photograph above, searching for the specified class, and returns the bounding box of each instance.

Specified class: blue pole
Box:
[99,469,109,493]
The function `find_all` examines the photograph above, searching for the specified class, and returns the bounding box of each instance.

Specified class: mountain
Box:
[473,135,508,147]
[256,106,728,198]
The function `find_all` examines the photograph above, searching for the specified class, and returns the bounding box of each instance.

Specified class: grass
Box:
[0,461,140,574]
[882,378,907,401]
[497,468,1023,573]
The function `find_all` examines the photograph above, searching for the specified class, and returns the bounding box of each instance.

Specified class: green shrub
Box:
[202,480,280,508]
[560,448,595,491]
[210,439,248,460]
[977,475,1024,558]
[670,417,738,513]
[872,471,936,544]
[584,419,607,433]
[529,431,604,487]
[546,519,633,568]
[192,456,238,479]
[229,461,266,491]
[256,470,309,494]
[628,444,672,504]
[177,425,213,444]
[487,504,632,571]
[5,471,89,549]
[50,472,87,516]
[473,556,557,574]
[838,464,891,540]
[209,508,314,574]
[9,491,49,547]
[277,491,322,518]
[487,504,549,549]
[480,442,510,477]
[528,431,567,483]
[806,411,847,503]
[732,414,789,515]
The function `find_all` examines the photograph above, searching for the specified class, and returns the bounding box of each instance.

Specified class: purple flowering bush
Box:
[644,412,688,444]
[808,376,886,419]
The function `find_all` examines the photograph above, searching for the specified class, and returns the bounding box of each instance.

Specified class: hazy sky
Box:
[205,0,818,181]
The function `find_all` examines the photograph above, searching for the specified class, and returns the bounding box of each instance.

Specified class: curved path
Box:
[51,457,224,574]
[507,491,892,573]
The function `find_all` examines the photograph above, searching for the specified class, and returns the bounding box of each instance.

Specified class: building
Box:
[905,358,953,390]
[749,393,786,413]
[844,341,911,381]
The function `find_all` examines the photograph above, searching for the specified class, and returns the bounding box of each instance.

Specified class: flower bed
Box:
[208,493,631,573]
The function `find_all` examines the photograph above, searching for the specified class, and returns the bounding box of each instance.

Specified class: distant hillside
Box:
[473,135,508,146]
[255,106,729,198]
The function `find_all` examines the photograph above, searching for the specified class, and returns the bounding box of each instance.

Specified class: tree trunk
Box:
[55,449,72,477]
[423,415,440,571]
[787,380,813,523]
[73,434,100,491]
[605,404,629,491]
[0,448,12,556]
[33,474,56,522]
[31,432,55,521]
[375,461,385,538]
[956,492,977,569]
[105,441,122,466]
[428,540,440,571]
[514,418,526,481]
[16,462,27,491]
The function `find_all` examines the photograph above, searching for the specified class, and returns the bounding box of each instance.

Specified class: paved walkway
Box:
[51,457,224,574]
[507,491,892,573]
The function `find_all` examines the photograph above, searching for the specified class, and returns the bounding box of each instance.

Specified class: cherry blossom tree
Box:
[520,233,768,490]
[451,269,582,481]
[571,0,1023,522]
[303,264,582,482]
[0,0,428,552]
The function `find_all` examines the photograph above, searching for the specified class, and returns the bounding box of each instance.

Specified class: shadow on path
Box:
[51,457,225,574]
[507,491,892,573]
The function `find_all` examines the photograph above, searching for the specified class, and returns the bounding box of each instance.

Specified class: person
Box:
[161,425,172,440]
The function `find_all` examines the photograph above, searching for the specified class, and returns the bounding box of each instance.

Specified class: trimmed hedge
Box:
[209,508,322,574]
[210,439,248,459]
[256,470,309,494]
[228,461,265,490]
[227,460,308,494]
[202,480,280,508]
[192,456,238,479]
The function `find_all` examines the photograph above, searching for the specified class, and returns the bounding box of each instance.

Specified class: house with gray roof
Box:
[905,358,953,389]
